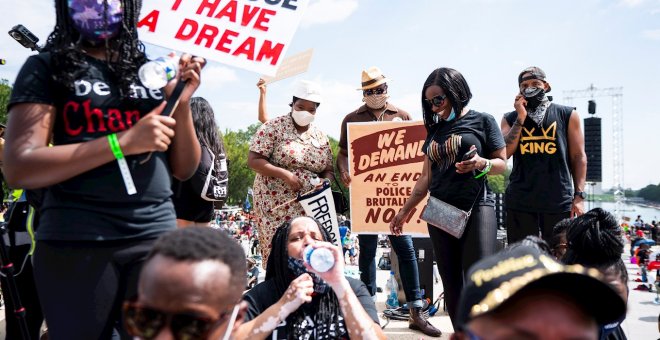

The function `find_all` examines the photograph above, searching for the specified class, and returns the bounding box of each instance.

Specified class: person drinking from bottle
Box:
[3,0,204,338]
[238,216,385,339]
[390,67,506,328]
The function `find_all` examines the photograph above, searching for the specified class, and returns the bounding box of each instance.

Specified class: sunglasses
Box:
[123,301,233,340]
[425,94,447,107]
[363,85,388,96]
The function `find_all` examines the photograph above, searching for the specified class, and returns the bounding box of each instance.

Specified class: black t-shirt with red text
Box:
[9,52,175,241]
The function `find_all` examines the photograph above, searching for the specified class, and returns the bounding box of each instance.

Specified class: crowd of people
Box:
[0,0,644,339]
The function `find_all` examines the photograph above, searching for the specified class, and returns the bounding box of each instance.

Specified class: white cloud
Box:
[642,29,660,40]
[198,65,239,91]
[300,0,359,28]
[620,0,645,6]
[309,78,362,139]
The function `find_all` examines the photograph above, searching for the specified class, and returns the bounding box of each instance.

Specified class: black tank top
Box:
[504,103,575,213]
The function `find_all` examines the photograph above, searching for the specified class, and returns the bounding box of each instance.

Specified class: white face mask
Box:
[221,304,240,340]
[291,110,315,126]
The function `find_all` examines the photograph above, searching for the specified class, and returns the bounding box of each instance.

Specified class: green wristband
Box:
[474,160,492,179]
[107,133,124,160]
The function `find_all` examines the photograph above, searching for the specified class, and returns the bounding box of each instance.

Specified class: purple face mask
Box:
[68,0,123,43]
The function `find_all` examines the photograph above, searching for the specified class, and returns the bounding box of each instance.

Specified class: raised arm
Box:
[501,94,528,158]
[237,274,314,340]
[257,78,268,123]
[567,110,587,217]
[307,242,387,340]
[168,54,205,180]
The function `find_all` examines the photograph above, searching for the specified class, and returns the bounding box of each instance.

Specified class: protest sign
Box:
[298,181,341,247]
[348,121,429,236]
[262,48,313,84]
[138,0,309,76]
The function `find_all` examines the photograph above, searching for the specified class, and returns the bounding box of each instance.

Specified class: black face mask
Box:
[522,87,545,110]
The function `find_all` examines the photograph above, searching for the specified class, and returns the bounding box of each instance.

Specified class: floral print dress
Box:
[250,115,333,264]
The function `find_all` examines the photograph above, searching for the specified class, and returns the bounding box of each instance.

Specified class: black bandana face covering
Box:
[522,87,545,110]
[287,257,330,294]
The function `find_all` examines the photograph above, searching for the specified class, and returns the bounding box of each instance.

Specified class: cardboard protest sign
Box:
[138,0,309,76]
[262,48,313,84]
[348,121,429,236]
[298,181,341,247]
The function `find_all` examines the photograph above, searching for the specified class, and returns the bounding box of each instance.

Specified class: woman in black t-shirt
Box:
[238,216,385,339]
[172,97,226,226]
[391,68,506,328]
[3,1,204,339]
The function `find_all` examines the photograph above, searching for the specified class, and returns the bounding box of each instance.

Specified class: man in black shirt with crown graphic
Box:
[501,66,587,244]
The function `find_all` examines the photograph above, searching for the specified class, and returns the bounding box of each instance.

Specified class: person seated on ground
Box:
[561,207,629,340]
[451,244,626,340]
[548,218,571,259]
[238,216,386,339]
[124,227,248,340]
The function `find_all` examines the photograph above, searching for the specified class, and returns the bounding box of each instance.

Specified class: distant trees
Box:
[638,184,660,203]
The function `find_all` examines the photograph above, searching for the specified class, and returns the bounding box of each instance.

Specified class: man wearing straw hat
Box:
[336,67,442,337]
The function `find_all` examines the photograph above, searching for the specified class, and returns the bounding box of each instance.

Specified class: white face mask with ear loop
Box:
[291,110,315,126]
[220,304,241,340]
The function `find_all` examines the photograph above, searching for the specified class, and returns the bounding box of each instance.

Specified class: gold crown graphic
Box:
[520,121,557,142]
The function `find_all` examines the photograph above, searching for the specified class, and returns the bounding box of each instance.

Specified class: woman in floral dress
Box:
[248,80,334,265]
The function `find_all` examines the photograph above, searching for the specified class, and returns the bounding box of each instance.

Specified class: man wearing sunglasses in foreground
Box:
[336,67,442,337]
[123,227,247,340]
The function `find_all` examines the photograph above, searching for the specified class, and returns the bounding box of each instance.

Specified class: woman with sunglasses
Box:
[390,68,506,328]
[238,216,386,339]
[3,0,203,338]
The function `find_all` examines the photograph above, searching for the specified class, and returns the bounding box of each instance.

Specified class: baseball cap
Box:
[518,66,552,92]
[457,245,626,328]
[292,80,322,104]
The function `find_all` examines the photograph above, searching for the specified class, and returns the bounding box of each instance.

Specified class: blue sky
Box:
[1,0,659,190]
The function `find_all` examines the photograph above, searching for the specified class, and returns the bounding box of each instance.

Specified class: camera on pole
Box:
[8,25,42,52]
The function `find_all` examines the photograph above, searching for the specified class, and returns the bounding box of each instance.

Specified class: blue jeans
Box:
[358,234,423,303]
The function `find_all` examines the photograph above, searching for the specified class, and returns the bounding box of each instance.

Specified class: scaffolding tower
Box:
[563,84,624,222]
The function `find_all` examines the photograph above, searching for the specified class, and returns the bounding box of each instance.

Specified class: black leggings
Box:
[428,205,497,327]
[33,238,157,340]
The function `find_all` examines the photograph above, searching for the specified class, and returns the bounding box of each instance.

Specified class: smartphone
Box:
[462,148,477,161]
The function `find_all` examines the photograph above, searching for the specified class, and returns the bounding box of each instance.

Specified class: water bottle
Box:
[138,54,179,89]
[385,271,399,309]
[303,245,335,273]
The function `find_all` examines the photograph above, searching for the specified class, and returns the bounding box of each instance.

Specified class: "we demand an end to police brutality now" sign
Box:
[138,0,309,76]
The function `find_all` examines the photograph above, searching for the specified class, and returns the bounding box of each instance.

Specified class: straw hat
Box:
[358,66,389,90]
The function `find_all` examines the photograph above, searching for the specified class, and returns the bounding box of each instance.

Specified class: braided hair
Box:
[45,0,148,99]
[266,218,343,338]
[563,208,628,285]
